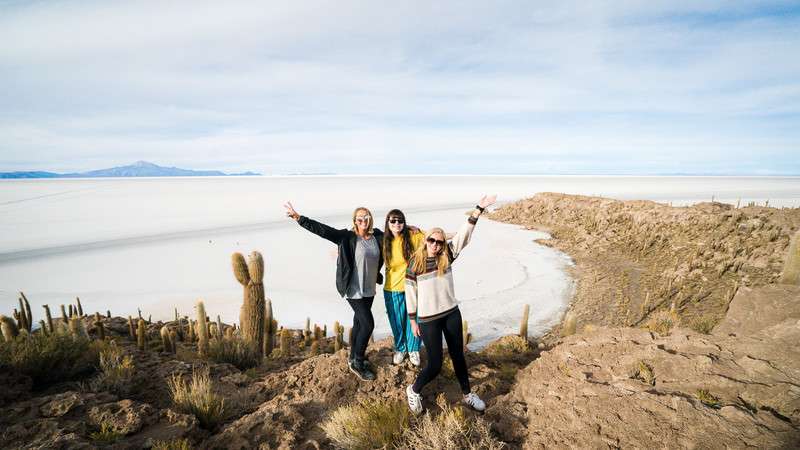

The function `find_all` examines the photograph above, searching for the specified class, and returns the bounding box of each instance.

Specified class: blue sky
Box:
[0,0,798,175]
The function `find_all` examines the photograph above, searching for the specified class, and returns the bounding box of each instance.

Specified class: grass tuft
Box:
[644,310,678,336]
[482,335,530,359]
[168,367,225,430]
[0,329,98,387]
[631,360,655,385]
[89,422,123,443]
[90,340,135,395]
[321,399,409,449]
[689,316,717,334]
[696,389,720,408]
[151,438,191,450]
[207,336,261,370]
[397,394,504,450]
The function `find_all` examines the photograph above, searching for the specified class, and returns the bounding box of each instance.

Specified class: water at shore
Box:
[1,175,797,347]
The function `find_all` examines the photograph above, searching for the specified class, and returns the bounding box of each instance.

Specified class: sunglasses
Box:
[426,237,445,246]
[355,215,371,223]
[388,218,405,224]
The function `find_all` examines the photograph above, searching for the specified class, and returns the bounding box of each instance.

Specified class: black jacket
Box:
[297,216,384,298]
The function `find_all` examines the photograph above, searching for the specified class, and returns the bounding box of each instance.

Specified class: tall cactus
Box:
[781,230,800,285]
[197,301,209,357]
[20,293,33,332]
[333,321,342,352]
[43,305,54,334]
[279,328,291,357]
[263,299,275,356]
[76,297,84,317]
[519,304,530,340]
[95,313,106,340]
[60,305,68,324]
[562,311,577,337]
[69,316,88,339]
[128,316,136,339]
[232,251,266,358]
[137,319,147,350]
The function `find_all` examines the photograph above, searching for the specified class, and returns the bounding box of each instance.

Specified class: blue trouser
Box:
[383,290,421,353]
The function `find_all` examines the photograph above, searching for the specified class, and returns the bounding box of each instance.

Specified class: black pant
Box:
[412,308,470,395]
[346,296,374,363]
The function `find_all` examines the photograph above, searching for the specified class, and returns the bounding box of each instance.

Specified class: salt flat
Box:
[1,175,797,347]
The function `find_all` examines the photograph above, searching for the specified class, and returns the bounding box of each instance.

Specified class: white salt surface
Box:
[1,175,797,347]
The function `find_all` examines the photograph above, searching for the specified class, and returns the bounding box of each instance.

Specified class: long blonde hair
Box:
[351,207,374,236]
[410,227,450,276]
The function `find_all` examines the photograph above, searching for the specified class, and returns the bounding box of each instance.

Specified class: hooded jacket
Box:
[297,215,384,297]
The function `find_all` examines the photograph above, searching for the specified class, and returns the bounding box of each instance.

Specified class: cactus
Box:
[1,315,19,341]
[314,325,322,342]
[780,230,800,285]
[303,330,312,347]
[334,323,342,353]
[216,315,223,340]
[197,301,209,357]
[128,316,136,339]
[323,324,327,337]
[69,316,87,339]
[310,339,319,356]
[263,299,275,356]
[519,304,530,340]
[305,317,311,334]
[175,308,179,323]
[137,319,147,350]
[138,308,142,320]
[95,313,106,340]
[17,299,29,332]
[188,319,195,343]
[280,328,291,357]
[462,320,472,350]
[76,297,84,317]
[20,292,33,332]
[160,326,174,353]
[43,305,54,333]
[233,251,266,358]
[107,310,111,318]
[39,320,48,335]
[562,311,577,337]
[68,304,74,318]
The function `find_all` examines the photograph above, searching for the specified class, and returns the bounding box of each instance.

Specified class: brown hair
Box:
[383,209,414,265]
[410,227,450,276]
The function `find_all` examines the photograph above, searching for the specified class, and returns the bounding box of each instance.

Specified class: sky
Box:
[0,0,798,175]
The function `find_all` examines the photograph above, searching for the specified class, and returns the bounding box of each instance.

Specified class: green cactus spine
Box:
[519,304,530,340]
[43,305,54,333]
[197,301,209,357]
[0,315,19,341]
[137,319,147,350]
[160,326,174,353]
[232,251,266,358]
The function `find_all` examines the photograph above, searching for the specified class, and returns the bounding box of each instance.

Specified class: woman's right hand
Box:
[411,319,421,337]
[284,202,300,221]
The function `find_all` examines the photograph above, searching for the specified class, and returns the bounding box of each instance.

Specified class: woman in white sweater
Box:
[405,195,496,414]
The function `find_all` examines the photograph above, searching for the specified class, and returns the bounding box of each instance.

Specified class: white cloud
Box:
[0,0,798,174]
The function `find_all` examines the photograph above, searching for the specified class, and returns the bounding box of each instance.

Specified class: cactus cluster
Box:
[519,304,530,340]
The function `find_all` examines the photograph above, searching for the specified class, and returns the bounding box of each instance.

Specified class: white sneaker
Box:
[393,351,405,365]
[406,385,423,414]
[463,392,485,412]
[408,351,421,367]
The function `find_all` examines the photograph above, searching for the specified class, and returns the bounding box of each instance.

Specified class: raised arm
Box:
[448,194,497,259]
[284,201,350,245]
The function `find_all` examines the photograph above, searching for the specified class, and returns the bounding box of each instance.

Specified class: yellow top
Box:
[384,230,425,292]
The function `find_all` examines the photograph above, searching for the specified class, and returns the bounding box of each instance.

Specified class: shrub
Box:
[397,394,504,450]
[90,340,135,395]
[631,360,655,385]
[644,310,677,335]
[321,399,409,449]
[89,422,123,443]
[152,438,191,450]
[207,336,261,370]
[482,335,530,359]
[0,330,98,387]
[689,316,717,334]
[696,389,720,408]
[168,367,225,430]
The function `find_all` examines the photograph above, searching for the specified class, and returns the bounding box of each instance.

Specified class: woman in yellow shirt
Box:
[382,209,425,366]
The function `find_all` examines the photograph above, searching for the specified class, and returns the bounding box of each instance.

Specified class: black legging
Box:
[346,297,374,363]
[412,308,470,395]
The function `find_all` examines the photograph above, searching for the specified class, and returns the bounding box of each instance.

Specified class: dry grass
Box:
[696,389,721,409]
[89,421,123,443]
[90,340,135,395]
[397,394,504,450]
[0,329,98,387]
[482,335,530,359]
[321,399,409,449]
[689,316,717,334]
[207,336,261,370]
[168,367,226,430]
[151,438,191,450]
[644,310,678,335]
[631,360,655,385]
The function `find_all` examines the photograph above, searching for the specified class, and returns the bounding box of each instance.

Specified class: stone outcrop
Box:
[486,284,800,448]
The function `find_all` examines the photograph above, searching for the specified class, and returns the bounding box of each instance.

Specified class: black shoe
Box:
[348,359,376,381]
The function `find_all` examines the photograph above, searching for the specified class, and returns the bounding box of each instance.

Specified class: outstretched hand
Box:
[478,194,497,210]
[284,201,300,221]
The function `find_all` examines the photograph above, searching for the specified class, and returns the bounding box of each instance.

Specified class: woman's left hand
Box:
[411,320,421,337]
[478,194,497,210]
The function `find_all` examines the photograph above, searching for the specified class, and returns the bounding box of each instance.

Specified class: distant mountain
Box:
[0,161,261,178]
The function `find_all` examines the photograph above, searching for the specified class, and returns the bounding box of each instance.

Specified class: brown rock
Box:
[88,399,157,435]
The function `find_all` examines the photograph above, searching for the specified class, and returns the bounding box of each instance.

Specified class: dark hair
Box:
[383,209,414,266]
